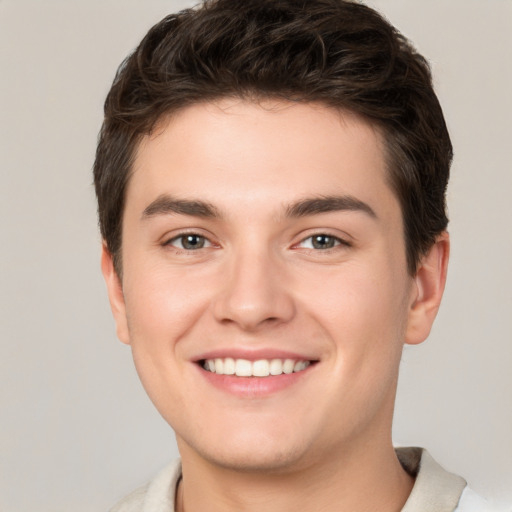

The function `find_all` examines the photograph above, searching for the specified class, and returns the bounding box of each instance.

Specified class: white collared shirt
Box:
[110,447,502,512]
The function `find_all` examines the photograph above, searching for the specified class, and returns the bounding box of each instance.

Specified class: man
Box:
[94,1,494,510]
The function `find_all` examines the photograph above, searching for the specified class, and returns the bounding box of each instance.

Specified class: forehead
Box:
[127,99,397,221]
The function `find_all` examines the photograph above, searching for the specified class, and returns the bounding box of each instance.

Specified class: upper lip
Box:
[193,348,319,363]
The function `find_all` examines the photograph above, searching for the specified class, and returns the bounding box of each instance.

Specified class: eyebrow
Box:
[141,194,221,219]
[285,195,377,219]
[141,193,376,221]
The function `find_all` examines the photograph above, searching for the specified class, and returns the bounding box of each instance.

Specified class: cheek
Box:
[311,263,406,325]
[304,260,411,372]
[123,258,212,339]
[122,268,208,414]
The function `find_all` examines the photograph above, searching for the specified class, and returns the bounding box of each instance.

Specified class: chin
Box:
[178,426,315,474]
[200,445,309,474]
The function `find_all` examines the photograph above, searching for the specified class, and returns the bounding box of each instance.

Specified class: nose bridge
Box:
[212,238,295,330]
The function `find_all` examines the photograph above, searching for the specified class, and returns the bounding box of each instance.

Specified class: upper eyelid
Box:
[167,233,209,242]
[159,229,352,247]
[294,231,352,246]
[162,233,215,252]
[162,229,215,244]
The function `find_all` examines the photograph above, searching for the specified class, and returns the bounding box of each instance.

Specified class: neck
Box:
[175,437,413,512]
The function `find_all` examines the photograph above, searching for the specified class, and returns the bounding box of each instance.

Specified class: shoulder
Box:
[109,460,182,512]
[396,447,507,512]
[398,446,466,512]
[110,484,149,512]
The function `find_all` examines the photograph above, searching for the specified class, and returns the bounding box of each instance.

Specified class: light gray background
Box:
[1,1,511,510]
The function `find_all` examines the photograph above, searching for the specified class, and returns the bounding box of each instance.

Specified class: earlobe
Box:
[100,243,131,345]
[405,232,450,345]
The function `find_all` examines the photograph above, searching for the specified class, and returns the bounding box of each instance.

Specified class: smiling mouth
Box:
[201,358,315,377]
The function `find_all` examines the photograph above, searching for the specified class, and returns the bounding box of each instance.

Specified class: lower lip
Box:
[197,364,315,397]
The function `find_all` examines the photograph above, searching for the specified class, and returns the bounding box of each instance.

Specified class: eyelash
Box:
[163,232,350,252]
[295,233,350,251]
[163,233,213,251]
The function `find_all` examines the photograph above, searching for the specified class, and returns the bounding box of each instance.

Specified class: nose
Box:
[212,248,296,331]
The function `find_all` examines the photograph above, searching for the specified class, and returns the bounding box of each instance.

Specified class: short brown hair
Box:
[94,0,452,276]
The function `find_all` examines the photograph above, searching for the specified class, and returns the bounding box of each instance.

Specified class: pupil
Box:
[312,235,334,249]
[183,235,204,250]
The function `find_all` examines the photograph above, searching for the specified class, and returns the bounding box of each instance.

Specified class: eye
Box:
[166,233,212,250]
[298,234,346,250]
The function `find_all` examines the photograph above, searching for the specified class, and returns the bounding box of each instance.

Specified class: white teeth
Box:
[269,359,283,375]
[214,358,224,374]
[203,357,312,377]
[294,361,308,372]
[252,359,270,377]
[223,357,235,375]
[235,359,252,377]
[283,359,295,374]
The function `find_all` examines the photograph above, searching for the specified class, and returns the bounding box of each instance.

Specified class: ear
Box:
[405,232,450,345]
[100,243,131,345]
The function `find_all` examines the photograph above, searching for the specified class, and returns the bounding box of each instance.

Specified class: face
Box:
[103,99,447,473]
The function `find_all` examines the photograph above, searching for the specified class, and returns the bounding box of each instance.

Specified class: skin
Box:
[102,99,449,512]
